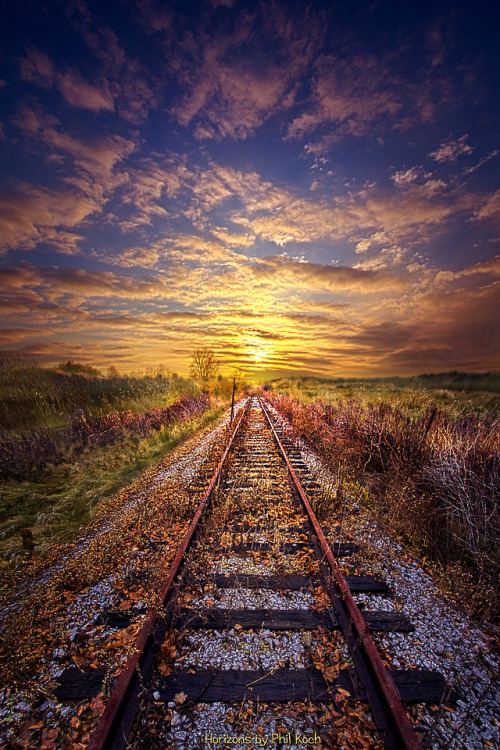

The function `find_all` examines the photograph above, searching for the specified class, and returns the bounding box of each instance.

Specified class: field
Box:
[265,373,500,622]
[0,359,235,568]
[1,363,498,624]
[0,364,498,748]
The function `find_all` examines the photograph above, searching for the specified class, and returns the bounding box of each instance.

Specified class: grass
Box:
[0,404,227,567]
[263,374,500,623]
[0,357,236,570]
[0,355,197,434]
[267,372,500,419]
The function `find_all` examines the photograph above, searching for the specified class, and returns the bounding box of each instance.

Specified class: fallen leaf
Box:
[90,694,106,717]
[28,721,44,730]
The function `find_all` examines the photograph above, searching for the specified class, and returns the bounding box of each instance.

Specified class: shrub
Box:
[265,391,500,620]
[0,394,209,480]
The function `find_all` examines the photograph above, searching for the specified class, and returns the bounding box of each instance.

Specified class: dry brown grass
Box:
[263,390,500,622]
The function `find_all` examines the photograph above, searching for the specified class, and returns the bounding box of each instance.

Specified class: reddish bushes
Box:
[266,392,500,619]
[0,394,209,480]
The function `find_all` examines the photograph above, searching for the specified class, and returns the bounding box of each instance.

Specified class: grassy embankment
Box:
[265,373,500,622]
[0,359,234,569]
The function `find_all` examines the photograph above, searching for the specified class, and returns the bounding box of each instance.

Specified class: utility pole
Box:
[230,376,236,424]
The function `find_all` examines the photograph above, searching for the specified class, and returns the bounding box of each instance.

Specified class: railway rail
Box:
[55,395,456,749]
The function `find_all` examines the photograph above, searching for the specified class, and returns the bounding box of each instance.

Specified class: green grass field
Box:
[0,357,198,434]
[0,358,232,567]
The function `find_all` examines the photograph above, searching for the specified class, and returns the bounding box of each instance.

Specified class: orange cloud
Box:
[286,53,402,141]
[169,8,319,140]
[0,328,51,345]
[249,255,406,293]
[430,135,474,163]
[0,185,99,254]
[19,48,114,112]
[94,234,245,270]
[1,253,498,376]
[474,190,500,226]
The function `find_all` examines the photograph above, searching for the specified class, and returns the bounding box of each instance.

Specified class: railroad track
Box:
[55,395,456,749]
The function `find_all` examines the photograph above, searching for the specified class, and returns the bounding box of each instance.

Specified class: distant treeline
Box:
[272,371,500,393]
[415,371,500,391]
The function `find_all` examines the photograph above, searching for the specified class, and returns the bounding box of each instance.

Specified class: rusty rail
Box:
[259,395,423,750]
[87,399,249,750]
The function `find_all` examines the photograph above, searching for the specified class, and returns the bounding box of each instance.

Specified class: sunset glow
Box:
[1,1,499,377]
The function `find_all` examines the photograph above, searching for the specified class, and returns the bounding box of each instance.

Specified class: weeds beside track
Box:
[263,391,500,622]
[0,396,227,566]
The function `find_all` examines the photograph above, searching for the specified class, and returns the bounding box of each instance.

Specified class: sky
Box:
[0,0,499,379]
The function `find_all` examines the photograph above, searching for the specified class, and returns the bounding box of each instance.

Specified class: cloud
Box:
[5,106,140,252]
[172,55,297,140]
[135,0,173,33]
[286,53,402,142]
[95,233,244,269]
[19,48,114,112]
[426,22,446,68]
[392,166,421,188]
[0,264,177,306]
[0,328,51,345]
[435,255,500,282]
[63,2,159,123]
[1,250,498,377]
[430,134,474,163]
[210,226,255,248]
[462,255,500,277]
[2,3,498,377]
[89,310,213,328]
[345,320,415,354]
[168,159,488,268]
[42,266,176,301]
[169,6,320,140]
[57,69,114,111]
[0,185,99,254]
[464,149,500,175]
[353,245,407,271]
[249,255,406,293]
[233,176,461,253]
[18,49,55,87]
[391,284,500,372]
[14,105,135,189]
[474,190,500,226]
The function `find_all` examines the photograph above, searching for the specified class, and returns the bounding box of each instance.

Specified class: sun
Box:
[241,334,274,367]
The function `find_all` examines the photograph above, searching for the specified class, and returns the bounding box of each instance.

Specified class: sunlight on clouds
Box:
[2,1,499,376]
[240,332,276,366]
[430,135,474,163]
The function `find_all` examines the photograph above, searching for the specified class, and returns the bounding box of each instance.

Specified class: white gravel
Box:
[212,555,305,575]
[190,588,315,610]
[179,628,306,671]
[163,702,321,750]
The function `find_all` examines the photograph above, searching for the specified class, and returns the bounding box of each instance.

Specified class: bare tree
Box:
[190,347,219,381]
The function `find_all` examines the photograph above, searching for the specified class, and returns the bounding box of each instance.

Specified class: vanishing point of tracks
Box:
[55,396,456,749]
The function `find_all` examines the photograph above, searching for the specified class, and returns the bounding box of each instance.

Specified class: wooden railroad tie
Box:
[170,607,413,632]
[55,666,457,704]
[197,572,390,594]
